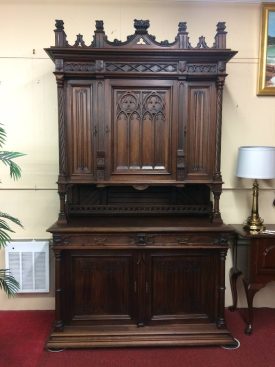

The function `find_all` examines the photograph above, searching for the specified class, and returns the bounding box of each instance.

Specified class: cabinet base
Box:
[46,323,235,349]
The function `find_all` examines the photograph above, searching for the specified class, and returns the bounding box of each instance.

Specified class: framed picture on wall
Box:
[257,3,275,95]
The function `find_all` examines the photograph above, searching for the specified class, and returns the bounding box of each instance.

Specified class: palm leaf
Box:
[0,269,20,297]
[0,151,25,180]
[0,212,23,227]
[0,124,7,148]
[0,212,23,249]
[0,229,12,248]
[0,124,24,296]
[0,219,15,232]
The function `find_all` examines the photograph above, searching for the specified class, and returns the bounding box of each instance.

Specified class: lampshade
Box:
[236,146,275,179]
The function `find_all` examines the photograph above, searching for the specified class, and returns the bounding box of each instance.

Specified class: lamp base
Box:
[243,179,265,234]
[243,215,265,234]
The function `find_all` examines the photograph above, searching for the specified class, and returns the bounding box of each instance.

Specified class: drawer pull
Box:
[177,237,190,245]
[135,233,153,246]
[264,245,275,256]
[94,237,106,245]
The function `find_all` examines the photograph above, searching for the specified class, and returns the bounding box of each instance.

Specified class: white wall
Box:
[1,0,275,310]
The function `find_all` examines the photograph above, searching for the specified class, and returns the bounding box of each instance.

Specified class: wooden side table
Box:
[229,224,275,334]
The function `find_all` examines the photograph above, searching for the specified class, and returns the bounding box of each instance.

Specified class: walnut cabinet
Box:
[45,19,237,348]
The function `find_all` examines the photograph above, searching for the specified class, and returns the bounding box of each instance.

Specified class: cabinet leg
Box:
[228,268,242,312]
[242,280,259,335]
[245,324,253,335]
[54,319,64,332]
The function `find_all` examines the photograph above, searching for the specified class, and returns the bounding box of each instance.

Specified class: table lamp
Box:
[236,146,275,233]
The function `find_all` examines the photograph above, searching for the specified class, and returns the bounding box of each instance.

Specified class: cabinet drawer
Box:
[150,234,227,247]
[53,232,229,249]
[253,239,275,278]
[53,234,131,247]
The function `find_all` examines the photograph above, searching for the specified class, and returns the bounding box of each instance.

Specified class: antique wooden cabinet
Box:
[45,19,237,348]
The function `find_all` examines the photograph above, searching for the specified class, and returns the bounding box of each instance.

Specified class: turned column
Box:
[55,72,67,224]
[217,247,228,328]
[53,247,64,331]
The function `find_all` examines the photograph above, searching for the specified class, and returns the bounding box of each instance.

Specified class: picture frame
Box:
[257,3,275,95]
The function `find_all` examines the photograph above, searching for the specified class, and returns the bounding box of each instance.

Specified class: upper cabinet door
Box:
[184,82,217,181]
[66,80,96,181]
[64,79,218,185]
[105,80,177,183]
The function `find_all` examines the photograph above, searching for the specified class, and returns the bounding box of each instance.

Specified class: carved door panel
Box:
[62,250,137,325]
[105,80,177,182]
[146,250,219,325]
[66,80,96,181]
[183,82,217,181]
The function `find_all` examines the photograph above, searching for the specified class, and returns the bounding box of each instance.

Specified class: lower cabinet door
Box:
[60,248,221,328]
[62,250,136,325]
[146,250,220,325]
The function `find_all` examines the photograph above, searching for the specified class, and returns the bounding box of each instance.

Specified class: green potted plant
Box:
[0,124,24,296]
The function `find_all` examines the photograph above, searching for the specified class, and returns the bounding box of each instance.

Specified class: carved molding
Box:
[64,62,96,72]
[187,64,217,73]
[53,235,70,246]
[106,63,177,73]
[63,62,218,75]
[68,204,211,216]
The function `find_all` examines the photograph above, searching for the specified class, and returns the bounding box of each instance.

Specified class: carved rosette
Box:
[218,61,226,73]
[55,59,63,72]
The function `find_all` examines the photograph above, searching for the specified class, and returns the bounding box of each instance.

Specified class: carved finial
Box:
[214,21,227,49]
[177,21,191,49]
[216,22,226,33]
[54,20,67,47]
[113,39,122,46]
[96,20,104,32]
[196,36,209,49]
[178,22,187,33]
[74,34,86,47]
[134,19,150,34]
[93,20,105,47]
[55,19,64,30]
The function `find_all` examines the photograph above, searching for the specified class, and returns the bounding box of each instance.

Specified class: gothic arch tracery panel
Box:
[112,86,172,175]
